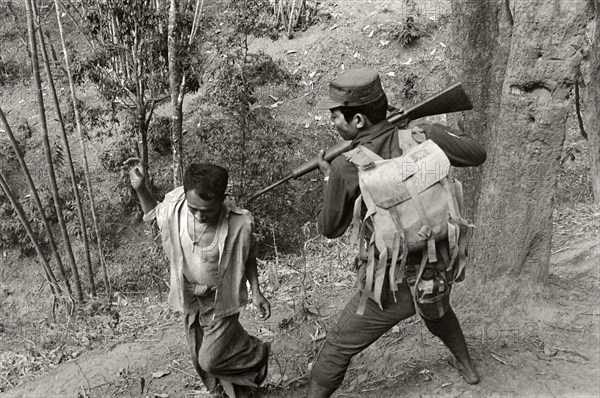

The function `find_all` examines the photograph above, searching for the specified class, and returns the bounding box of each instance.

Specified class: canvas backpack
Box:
[343,123,472,317]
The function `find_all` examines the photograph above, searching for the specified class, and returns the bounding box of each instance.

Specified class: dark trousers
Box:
[310,280,465,391]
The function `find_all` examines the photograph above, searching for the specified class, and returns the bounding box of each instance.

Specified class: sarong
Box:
[184,291,269,395]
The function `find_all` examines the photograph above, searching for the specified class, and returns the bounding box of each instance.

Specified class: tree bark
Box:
[452,0,591,294]
[168,0,203,186]
[583,7,600,203]
[168,0,183,187]
[449,0,509,220]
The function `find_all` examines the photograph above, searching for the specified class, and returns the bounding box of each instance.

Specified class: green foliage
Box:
[62,97,112,138]
[190,0,322,255]
[402,73,419,100]
[100,137,136,173]
[0,200,31,254]
[387,16,425,47]
[0,188,52,256]
[0,1,30,86]
[77,1,169,103]
[148,116,171,156]
[0,57,28,86]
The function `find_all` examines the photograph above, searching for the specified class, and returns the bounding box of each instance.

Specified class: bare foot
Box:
[448,357,480,385]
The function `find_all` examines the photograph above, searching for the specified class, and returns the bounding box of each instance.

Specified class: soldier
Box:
[308,68,485,397]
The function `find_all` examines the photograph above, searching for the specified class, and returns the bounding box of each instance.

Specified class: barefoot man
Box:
[124,160,271,398]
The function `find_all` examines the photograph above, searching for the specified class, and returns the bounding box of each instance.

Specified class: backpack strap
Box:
[344,145,382,168]
[372,246,388,309]
[350,195,363,250]
[356,236,376,316]
[388,232,401,301]
[388,206,409,299]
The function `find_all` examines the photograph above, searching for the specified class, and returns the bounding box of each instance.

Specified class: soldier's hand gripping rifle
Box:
[249,83,473,201]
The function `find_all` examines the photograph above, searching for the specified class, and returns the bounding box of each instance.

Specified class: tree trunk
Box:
[132,23,151,182]
[452,0,591,296]
[449,1,509,220]
[168,0,203,186]
[583,8,600,203]
[26,0,75,296]
[169,0,183,187]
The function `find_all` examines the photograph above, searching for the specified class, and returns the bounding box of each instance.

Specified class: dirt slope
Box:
[1,1,599,398]
[2,240,598,398]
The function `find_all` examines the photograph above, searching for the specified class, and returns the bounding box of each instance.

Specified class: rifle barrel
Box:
[249,174,293,202]
[249,83,472,201]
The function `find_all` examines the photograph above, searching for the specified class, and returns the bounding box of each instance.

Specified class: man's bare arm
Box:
[123,157,157,214]
[245,253,271,320]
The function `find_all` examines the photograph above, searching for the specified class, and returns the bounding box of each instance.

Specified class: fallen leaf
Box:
[152,370,171,378]
[257,327,274,336]
[419,369,433,381]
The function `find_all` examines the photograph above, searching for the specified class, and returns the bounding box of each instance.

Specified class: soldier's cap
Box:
[317,68,385,110]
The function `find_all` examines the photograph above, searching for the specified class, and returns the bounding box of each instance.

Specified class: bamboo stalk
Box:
[0,107,69,295]
[287,0,296,37]
[24,0,74,296]
[55,0,110,298]
[0,172,62,296]
[37,18,86,303]
[293,0,304,28]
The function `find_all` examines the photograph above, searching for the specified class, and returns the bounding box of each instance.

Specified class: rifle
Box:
[249,82,472,201]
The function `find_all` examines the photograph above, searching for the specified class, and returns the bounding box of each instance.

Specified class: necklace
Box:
[191,212,213,252]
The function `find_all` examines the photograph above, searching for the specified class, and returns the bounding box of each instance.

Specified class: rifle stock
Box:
[249,83,472,202]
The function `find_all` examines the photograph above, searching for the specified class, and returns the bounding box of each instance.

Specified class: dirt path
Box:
[2,240,598,398]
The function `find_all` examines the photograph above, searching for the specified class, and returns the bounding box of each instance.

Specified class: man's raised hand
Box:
[122,157,145,191]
